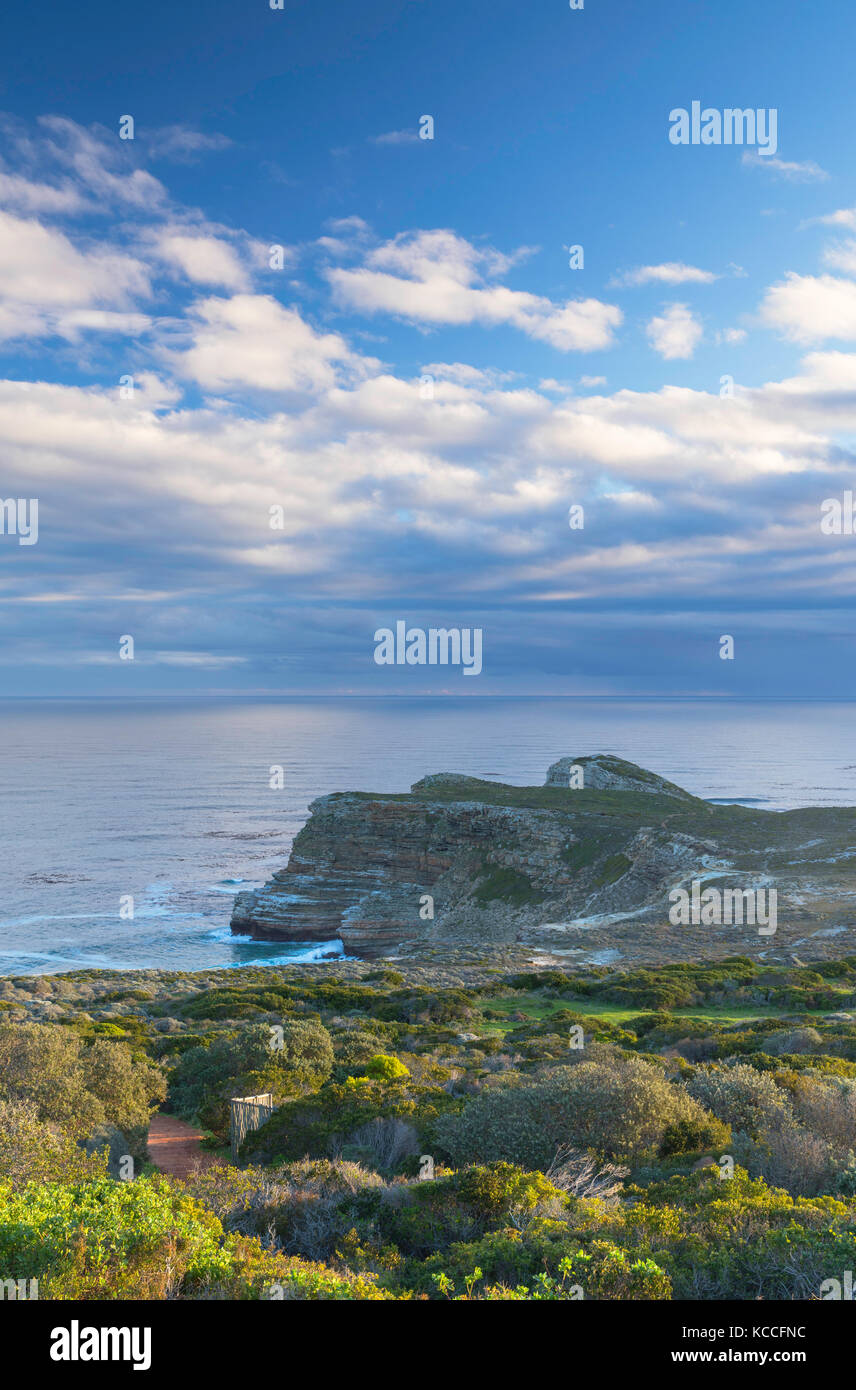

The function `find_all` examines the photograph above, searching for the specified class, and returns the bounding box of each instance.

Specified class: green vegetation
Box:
[2,955,856,1299]
[473,863,541,906]
[593,853,632,886]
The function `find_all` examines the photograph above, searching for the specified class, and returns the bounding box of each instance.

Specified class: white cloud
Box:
[55,310,152,340]
[371,129,420,146]
[0,209,150,340]
[7,343,856,625]
[327,229,621,351]
[646,303,703,359]
[822,241,856,277]
[0,171,87,214]
[145,127,233,162]
[0,211,148,307]
[150,651,246,667]
[742,152,829,181]
[8,111,856,638]
[151,229,250,290]
[325,216,372,236]
[613,262,716,287]
[422,362,518,387]
[760,272,856,343]
[39,116,167,209]
[808,207,856,230]
[167,294,377,393]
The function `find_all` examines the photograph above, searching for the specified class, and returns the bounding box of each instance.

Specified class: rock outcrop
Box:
[544,753,694,800]
[230,755,856,965]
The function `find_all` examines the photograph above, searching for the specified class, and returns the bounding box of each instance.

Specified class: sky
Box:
[2,0,856,695]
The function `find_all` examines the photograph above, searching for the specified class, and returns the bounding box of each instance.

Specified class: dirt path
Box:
[147,1113,221,1179]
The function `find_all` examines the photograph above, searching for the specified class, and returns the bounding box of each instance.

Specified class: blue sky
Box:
[2,0,856,694]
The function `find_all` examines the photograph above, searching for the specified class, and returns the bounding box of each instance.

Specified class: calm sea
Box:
[3,697,856,976]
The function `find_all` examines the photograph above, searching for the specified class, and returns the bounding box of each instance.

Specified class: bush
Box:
[0,1176,232,1298]
[0,1100,106,1188]
[685,1063,793,1138]
[0,1023,165,1161]
[333,1030,387,1069]
[362,1054,410,1083]
[750,1125,834,1197]
[834,1152,856,1197]
[169,1021,333,1137]
[765,1028,824,1056]
[435,1056,724,1167]
[342,1117,419,1172]
[81,1040,167,1160]
[791,1075,856,1150]
[0,1171,396,1300]
[454,1163,565,1222]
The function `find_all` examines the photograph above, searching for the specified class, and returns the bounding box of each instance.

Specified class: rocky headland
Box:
[230,754,856,968]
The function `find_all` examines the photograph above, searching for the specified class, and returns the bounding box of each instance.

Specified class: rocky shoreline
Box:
[230,754,856,967]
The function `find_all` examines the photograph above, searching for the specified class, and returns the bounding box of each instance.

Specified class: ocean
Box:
[4,696,856,976]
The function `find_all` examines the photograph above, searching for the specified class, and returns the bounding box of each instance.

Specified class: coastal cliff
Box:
[230,755,856,965]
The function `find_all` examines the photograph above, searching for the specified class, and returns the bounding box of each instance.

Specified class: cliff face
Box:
[230,756,856,965]
[230,755,856,965]
[230,794,454,951]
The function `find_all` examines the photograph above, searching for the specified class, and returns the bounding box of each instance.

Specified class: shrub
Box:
[80,1040,167,1160]
[791,1075,856,1150]
[342,1117,419,1172]
[362,1054,410,1083]
[685,1063,793,1137]
[0,1172,395,1300]
[0,1100,106,1188]
[473,865,540,907]
[454,1163,565,1222]
[0,1024,165,1161]
[0,1176,232,1298]
[659,1112,730,1158]
[834,1152,856,1197]
[333,1030,386,1068]
[765,1028,824,1056]
[434,1056,724,1167]
[544,1145,629,1203]
[750,1125,834,1197]
[169,1021,333,1137]
[563,1241,672,1300]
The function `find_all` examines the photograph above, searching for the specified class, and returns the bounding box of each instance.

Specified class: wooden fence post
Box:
[230,1092,276,1160]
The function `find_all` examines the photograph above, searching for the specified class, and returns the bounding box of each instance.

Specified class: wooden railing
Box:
[229,1093,275,1160]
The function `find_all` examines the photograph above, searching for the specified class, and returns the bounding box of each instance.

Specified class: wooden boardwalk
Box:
[147,1113,220,1179]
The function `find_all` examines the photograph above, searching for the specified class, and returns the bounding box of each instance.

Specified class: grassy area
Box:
[476,992,852,1032]
[473,864,542,907]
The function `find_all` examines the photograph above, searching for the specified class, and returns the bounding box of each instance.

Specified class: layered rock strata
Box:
[231,756,856,965]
